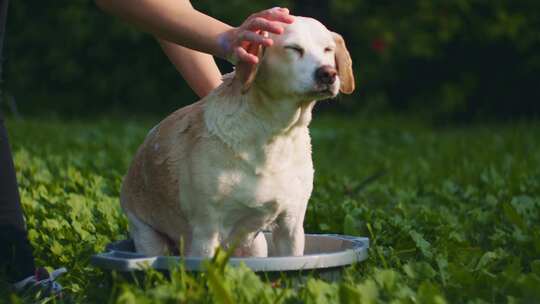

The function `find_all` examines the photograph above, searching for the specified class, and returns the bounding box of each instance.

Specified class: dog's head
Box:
[235,16,355,100]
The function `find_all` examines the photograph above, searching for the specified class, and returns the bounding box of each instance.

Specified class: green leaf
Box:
[409,230,433,258]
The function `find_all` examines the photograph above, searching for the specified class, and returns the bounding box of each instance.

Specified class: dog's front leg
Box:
[272,212,305,256]
[232,231,268,257]
[189,227,220,257]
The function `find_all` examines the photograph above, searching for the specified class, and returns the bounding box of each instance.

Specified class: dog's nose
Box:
[315,65,337,85]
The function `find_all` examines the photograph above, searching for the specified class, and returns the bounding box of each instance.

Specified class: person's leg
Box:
[0,114,35,282]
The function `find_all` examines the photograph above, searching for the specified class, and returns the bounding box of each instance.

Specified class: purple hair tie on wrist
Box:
[217,32,238,64]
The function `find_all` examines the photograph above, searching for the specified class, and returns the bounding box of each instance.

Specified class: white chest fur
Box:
[199,89,315,242]
[213,127,314,208]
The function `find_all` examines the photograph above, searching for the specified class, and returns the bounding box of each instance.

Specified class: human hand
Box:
[217,7,295,64]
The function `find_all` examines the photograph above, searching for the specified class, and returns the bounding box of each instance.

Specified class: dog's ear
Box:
[332,32,355,94]
[234,39,265,94]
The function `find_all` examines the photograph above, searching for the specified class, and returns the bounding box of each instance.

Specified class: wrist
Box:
[216,28,238,64]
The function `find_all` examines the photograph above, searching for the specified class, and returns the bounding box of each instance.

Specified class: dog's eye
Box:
[284,45,305,57]
[324,47,334,53]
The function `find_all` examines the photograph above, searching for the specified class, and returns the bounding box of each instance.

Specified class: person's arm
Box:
[95,0,294,64]
[158,39,222,98]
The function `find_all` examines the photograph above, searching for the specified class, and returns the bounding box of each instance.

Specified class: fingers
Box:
[245,7,295,34]
[251,7,295,24]
[246,17,285,35]
[224,7,294,65]
[239,30,273,47]
[236,39,263,65]
[235,47,259,64]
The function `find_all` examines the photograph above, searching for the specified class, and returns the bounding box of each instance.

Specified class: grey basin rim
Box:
[91,233,369,273]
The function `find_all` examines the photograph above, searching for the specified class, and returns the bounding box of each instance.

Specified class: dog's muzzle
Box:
[315,65,337,85]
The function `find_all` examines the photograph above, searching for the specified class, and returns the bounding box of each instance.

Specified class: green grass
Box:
[2,114,540,303]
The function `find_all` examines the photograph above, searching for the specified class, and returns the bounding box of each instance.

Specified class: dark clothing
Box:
[0,115,25,230]
[0,114,35,281]
[0,0,35,283]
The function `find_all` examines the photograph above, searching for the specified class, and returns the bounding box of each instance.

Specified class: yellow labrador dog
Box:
[121,16,355,257]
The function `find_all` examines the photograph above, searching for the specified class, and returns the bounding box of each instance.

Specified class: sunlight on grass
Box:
[3,115,540,303]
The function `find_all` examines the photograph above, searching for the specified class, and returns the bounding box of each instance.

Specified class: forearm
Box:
[95,0,232,59]
[95,1,293,95]
[158,39,222,98]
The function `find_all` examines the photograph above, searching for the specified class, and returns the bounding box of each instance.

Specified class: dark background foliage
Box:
[2,0,540,120]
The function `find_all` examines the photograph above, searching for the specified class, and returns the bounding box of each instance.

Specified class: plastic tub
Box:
[91,233,369,278]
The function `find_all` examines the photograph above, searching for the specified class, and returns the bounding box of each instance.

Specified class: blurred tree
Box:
[3,0,540,120]
[0,0,8,103]
[294,0,330,23]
